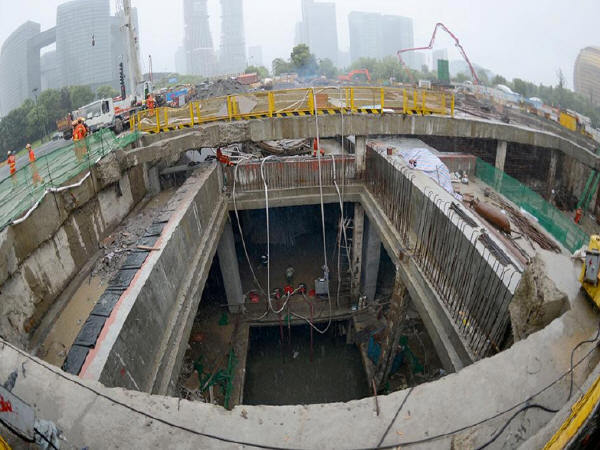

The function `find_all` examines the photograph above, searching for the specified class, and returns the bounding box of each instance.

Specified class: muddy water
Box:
[243,323,369,405]
[39,276,105,366]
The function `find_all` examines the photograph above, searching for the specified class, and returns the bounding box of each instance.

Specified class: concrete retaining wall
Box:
[79,163,228,395]
[0,163,146,346]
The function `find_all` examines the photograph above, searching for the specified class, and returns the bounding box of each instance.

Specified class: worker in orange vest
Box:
[72,118,88,160]
[146,94,155,110]
[26,143,43,186]
[312,138,324,157]
[7,151,16,175]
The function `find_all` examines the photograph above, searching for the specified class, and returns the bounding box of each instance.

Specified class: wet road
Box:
[0,139,67,181]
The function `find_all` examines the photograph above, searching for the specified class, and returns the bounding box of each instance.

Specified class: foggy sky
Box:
[1,0,598,89]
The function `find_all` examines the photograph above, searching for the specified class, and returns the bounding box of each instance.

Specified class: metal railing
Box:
[131,86,455,134]
[223,155,356,192]
[364,147,517,359]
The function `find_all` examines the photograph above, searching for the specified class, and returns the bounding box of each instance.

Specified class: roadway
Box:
[0,139,68,181]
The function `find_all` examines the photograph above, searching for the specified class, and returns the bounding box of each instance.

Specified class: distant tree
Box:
[69,85,95,110]
[245,65,269,79]
[272,58,292,75]
[476,69,490,86]
[453,73,469,83]
[96,85,118,100]
[290,44,318,77]
[491,74,507,86]
[318,58,338,79]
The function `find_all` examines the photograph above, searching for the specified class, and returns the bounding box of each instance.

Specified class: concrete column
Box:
[351,203,365,299]
[361,215,381,302]
[145,163,161,195]
[217,219,244,313]
[546,150,558,201]
[495,140,507,172]
[355,135,367,173]
[374,268,408,387]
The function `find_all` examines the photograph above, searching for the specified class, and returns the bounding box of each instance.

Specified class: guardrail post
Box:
[163,108,168,130]
[451,94,455,117]
[413,90,418,113]
[350,88,355,111]
[129,114,134,130]
[403,89,407,114]
[195,102,202,124]
[189,102,195,126]
[155,108,160,134]
[227,96,233,121]
[308,88,315,115]
[422,91,427,114]
[137,111,141,131]
[380,88,385,114]
[268,92,275,117]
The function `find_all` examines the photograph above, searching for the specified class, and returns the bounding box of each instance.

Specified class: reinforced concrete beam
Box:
[217,218,244,313]
[361,215,381,302]
[495,140,507,172]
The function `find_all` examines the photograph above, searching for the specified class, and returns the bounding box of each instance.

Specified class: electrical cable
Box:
[474,404,559,450]
[0,333,598,450]
[568,319,600,400]
[232,157,265,294]
[377,386,415,447]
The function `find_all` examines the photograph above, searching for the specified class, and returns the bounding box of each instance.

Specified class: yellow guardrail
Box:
[131,86,455,134]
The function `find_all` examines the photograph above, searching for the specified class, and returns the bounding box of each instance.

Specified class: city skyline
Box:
[0,0,599,89]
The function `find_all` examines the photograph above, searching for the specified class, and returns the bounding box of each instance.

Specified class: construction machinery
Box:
[579,235,600,308]
[397,22,480,85]
[338,69,372,83]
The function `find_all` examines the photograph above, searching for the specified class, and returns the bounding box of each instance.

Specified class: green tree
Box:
[69,85,95,110]
[491,74,507,86]
[245,65,269,79]
[290,44,318,77]
[453,73,469,83]
[96,85,119,99]
[318,58,338,79]
[272,58,292,75]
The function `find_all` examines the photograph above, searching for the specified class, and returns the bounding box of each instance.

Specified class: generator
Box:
[579,235,600,308]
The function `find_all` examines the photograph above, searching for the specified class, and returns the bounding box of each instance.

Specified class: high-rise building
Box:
[432,49,448,73]
[296,0,338,64]
[175,46,187,75]
[183,0,217,77]
[56,0,113,90]
[574,47,600,107]
[220,0,246,75]
[247,45,263,68]
[348,12,414,65]
[0,21,42,115]
[0,0,141,116]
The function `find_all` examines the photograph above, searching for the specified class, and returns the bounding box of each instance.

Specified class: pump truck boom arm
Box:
[397,22,480,84]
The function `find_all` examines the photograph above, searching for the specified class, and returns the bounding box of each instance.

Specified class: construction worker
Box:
[312,138,324,157]
[27,144,42,186]
[6,152,17,183]
[72,118,88,161]
[146,93,155,110]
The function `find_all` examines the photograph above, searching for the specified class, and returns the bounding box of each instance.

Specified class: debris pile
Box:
[194,79,248,100]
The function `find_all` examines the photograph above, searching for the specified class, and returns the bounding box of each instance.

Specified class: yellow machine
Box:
[579,235,600,308]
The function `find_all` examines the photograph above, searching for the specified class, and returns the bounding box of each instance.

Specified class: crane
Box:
[115,0,143,97]
[397,23,480,85]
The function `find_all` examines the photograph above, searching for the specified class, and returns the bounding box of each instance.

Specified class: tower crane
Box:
[397,22,480,85]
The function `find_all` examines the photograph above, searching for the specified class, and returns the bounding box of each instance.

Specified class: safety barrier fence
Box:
[223,155,356,192]
[475,158,588,253]
[365,147,518,359]
[0,130,139,231]
[132,86,455,134]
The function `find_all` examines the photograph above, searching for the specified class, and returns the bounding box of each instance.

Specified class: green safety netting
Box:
[0,129,139,231]
[475,158,588,253]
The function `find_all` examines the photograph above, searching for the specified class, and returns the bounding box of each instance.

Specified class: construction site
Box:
[1,2,600,449]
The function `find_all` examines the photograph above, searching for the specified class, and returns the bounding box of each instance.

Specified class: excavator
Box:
[338,69,372,83]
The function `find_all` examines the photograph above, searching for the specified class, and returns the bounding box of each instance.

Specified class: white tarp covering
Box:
[393,147,457,197]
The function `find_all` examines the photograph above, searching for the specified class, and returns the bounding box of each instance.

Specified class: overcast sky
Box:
[1,0,598,88]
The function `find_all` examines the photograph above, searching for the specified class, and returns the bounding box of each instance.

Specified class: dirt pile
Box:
[195,79,248,100]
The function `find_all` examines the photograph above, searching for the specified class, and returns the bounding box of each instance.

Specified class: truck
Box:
[71,96,143,135]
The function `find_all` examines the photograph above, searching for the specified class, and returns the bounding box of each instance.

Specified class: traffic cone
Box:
[312,138,324,157]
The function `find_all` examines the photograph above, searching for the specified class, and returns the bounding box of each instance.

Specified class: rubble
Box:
[194,79,248,100]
